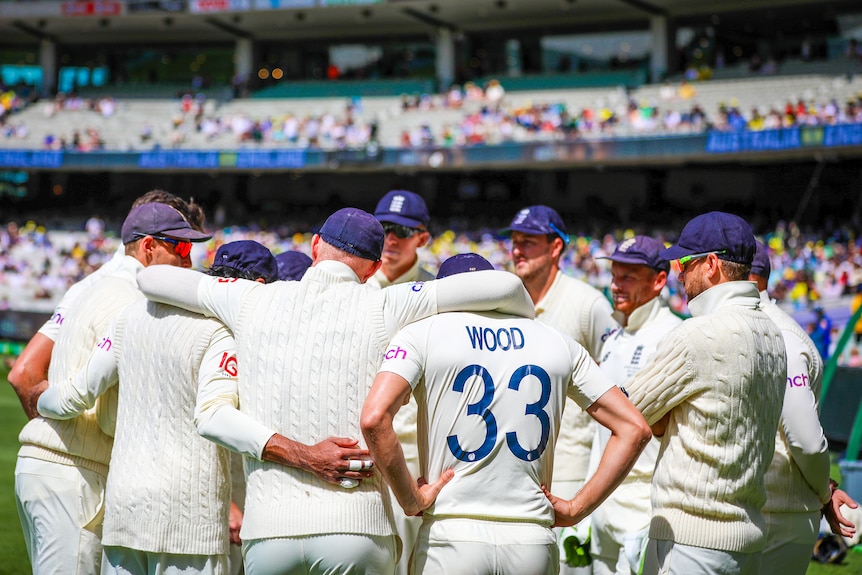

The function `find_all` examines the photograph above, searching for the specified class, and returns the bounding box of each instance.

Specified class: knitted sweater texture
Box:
[103,300,231,554]
[626,281,785,553]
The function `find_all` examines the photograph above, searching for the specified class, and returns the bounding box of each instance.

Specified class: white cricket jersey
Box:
[379,311,612,526]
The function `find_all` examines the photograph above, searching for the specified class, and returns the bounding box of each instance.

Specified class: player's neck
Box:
[381,257,416,282]
[524,267,559,305]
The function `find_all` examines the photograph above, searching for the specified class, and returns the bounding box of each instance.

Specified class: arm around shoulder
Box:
[436,270,535,318]
[137,265,207,314]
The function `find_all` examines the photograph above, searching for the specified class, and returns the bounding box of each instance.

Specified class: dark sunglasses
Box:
[382,223,422,239]
[135,233,193,257]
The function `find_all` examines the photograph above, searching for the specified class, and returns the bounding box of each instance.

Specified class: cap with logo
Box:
[750,240,771,278]
[121,202,211,244]
[501,205,568,245]
[319,207,385,262]
[436,253,495,279]
[276,251,313,281]
[374,190,430,228]
[599,235,670,273]
[212,240,278,283]
[660,211,756,265]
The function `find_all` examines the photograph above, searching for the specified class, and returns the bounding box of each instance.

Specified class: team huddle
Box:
[6,189,858,575]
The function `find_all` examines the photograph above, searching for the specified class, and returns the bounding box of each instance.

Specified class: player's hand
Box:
[228,501,243,546]
[307,436,375,486]
[824,488,858,539]
[541,484,579,527]
[406,469,455,517]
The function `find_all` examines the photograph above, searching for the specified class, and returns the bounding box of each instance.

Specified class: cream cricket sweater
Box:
[759,293,831,513]
[102,300,232,555]
[18,256,144,476]
[535,270,618,484]
[626,281,786,553]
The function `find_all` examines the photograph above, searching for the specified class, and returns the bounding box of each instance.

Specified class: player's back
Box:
[401,311,603,526]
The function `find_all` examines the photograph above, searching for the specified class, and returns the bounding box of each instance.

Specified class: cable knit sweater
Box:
[136,261,533,543]
[625,281,785,553]
[759,292,831,513]
[18,255,144,476]
[535,270,618,484]
[103,301,233,554]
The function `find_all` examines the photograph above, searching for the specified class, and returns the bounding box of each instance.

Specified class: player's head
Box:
[131,189,206,233]
[661,211,755,301]
[436,253,494,279]
[502,205,568,284]
[121,202,211,268]
[314,207,384,283]
[599,236,669,323]
[275,251,313,281]
[748,240,771,292]
[208,240,278,283]
[374,190,431,279]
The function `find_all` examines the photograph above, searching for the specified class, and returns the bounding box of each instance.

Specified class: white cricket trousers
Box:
[642,539,762,575]
[412,517,558,575]
[243,534,396,575]
[762,511,819,575]
[102,546,228,575]
[15,455,106,575]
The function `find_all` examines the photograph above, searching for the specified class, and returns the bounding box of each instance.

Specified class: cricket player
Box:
[362,253,651,575]
[15,202,210,574]
[37,240,277,574]
[136,208,536,575]
[589,236,682,575]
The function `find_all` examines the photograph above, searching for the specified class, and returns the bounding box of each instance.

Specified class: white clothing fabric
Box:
[38,300,238,558]
[642,539,761,575]
[37,246,125,342]
[366,255,433,575]
[379,310,612,524]
[16,255,145,574]
[243,534,396,575]
[102,546,227,575]
[761,511,819,575]
[412,518,558,575]
[535,270,617,486]
[591,297,682,574]
[135,263,532,547]
[758,292,830,511]
[15,456,105,575]
[626,281,786,554]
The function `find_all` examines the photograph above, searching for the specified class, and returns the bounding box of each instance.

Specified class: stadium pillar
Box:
[436,28,455,91]
[40,38,57,97]
[235,38,255,92]
[649,15,672,82]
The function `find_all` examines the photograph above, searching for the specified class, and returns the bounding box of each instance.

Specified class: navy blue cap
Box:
[212,240,278,283]
[661,211,756,265]
[374,190,430,228]
[750,240,771,278]
[319,207,385,261]
[501,205,568,245]
[121,202,211,244]
[599,236,670,273]
[276,251,313,281]
[436,253,495,279]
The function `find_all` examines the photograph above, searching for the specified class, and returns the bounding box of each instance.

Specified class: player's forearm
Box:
[7,333,54,419]
[196,404,276,460]
[137,265,207,315]
[362,411,421,515]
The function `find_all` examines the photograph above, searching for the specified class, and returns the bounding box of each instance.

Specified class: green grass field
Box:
[1,357,861,574]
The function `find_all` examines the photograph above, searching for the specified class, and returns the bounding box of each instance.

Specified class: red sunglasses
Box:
[136,233,193,257]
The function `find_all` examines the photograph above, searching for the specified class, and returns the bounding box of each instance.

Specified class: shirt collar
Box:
[687,280,761,317]
[615,296,667,332]
[373,256,421,288]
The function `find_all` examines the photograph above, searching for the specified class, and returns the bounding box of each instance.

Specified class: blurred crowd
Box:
[3,75,862,151]
[3,213,861,364]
